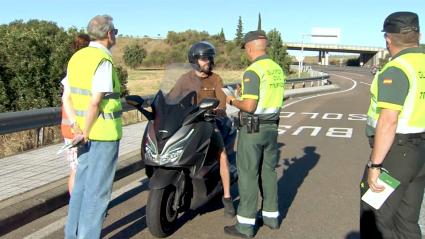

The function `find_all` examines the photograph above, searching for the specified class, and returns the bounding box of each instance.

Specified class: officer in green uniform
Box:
[224,30,286,238]
[360,11,425,239]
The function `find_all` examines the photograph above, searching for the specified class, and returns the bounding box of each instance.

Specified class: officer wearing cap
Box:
[224,30,285,238]
[360,11,425,238]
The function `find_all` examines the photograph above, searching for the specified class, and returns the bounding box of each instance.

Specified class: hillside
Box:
[111,37,170,67]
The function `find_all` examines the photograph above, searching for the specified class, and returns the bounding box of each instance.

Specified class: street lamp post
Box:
[297,34,309,78]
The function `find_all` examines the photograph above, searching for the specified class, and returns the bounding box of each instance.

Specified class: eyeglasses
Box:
[111,28,118,35]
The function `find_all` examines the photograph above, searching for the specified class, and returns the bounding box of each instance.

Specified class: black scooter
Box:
[126,89,237,238]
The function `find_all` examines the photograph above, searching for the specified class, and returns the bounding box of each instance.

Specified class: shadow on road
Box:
[278,146,320,220]
[101,179,149,238]
[345,231,360,239]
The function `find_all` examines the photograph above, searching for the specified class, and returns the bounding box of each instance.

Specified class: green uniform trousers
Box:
[236,123,280,235]
[360,135,425,239]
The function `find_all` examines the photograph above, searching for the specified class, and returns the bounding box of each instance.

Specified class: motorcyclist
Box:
[168,41,236,217]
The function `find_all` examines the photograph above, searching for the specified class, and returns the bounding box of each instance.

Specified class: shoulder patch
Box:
[243,78,250,82]
[383,78,393,85]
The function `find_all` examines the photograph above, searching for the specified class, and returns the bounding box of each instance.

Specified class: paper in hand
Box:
[361,171,400,210]
[57,135,84,155]
[222,86,237,97]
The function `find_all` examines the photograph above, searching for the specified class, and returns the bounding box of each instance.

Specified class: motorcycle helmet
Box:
[188,41,215,73]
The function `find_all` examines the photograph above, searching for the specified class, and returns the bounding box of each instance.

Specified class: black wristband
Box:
[367,160,382,168]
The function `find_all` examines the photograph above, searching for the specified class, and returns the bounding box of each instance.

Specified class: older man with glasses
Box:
[64,14,122,239]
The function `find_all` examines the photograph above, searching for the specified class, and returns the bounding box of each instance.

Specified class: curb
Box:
[285,84,340,99]
[0,150,143,236]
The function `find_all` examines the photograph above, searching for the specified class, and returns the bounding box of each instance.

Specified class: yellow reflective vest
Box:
[67,46,122,140]
[243,58,286,115]
[367,51,425,134]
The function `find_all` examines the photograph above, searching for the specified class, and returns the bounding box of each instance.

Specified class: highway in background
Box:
[4,67,374,239]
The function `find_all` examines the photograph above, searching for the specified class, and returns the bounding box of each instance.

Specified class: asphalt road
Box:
[3,67,375,239]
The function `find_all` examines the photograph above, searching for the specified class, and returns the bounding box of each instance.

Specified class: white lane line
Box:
[360,81,371,86]
[23,175,148,239]
[344,72,367,78]
[283,73,358,109]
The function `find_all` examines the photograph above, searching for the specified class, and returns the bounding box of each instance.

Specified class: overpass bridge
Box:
[284,42,387,66]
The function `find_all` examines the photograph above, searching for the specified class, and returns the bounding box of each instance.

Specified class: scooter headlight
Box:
[158,129,194,165]
[144,133,158,162]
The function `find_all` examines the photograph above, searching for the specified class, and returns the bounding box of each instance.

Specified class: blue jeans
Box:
[65,140,120,239]
[420,192,425,235]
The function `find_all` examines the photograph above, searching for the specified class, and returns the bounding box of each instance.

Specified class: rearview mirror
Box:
[125,95,144,108]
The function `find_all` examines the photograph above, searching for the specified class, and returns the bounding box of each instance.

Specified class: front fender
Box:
[149,168,181,190]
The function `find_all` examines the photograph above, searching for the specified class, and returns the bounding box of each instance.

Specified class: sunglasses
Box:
[111,28,118,35]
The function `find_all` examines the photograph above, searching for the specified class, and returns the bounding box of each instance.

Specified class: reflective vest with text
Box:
[367,52,425,134]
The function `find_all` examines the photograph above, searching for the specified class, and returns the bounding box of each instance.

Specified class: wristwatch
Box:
[367,160,382,169]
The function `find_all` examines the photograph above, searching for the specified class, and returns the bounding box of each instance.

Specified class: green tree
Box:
[235,16,244,47]
[219,28,226,42]
[267,29,291,74]
[0,20,74,111]
[346,58,360,66]
[0,77,8,112]
[257,13,262,30]
[116,66,129,97]
[123,43,147,69]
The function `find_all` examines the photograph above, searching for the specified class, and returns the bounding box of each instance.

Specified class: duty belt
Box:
[368,132,425,147]
[259,119,280,125]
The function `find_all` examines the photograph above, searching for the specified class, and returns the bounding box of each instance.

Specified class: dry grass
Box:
[0,126,62,158]
[126,68,243,96]
[111,37,170,67]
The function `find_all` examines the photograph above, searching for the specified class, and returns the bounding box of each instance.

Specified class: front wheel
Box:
[146,186,178,237]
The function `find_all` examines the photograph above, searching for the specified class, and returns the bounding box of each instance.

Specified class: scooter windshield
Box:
[151,63,201,140]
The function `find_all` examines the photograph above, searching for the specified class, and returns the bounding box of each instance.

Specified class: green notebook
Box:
[361,171,401,210]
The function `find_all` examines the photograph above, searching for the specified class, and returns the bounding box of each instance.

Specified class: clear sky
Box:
[1,0,424,48]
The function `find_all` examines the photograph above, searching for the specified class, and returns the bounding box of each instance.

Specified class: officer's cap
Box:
[382,11,420,33]
[241,30,267,49]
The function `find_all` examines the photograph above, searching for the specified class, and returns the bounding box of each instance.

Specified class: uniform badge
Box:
[383,78,393,84]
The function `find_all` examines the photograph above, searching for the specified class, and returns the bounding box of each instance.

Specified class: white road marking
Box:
[360,81,371,86]
[283,73,357,109]
[23,175,148,239]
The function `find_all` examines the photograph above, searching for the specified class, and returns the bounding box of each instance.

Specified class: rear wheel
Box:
[146,186,178,237]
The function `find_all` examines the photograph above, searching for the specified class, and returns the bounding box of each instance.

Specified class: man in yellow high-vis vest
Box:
[360,11,425,239]
[64,15,122,239]
[224,30,285,238]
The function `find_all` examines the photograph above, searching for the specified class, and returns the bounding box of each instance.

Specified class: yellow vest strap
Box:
[75,110,122,120]
[70,87,120,99]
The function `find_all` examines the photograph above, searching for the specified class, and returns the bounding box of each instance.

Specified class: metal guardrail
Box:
[0,99,151,135]
[0,74,329,135]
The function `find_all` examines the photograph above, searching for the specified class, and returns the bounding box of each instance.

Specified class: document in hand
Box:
[361,171,400,210]
[56,135,84,155]
[222,86,236,97]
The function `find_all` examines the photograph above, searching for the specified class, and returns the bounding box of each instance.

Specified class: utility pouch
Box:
[252,115,259,133]
[246,116,253,134]
[240,113,249,127]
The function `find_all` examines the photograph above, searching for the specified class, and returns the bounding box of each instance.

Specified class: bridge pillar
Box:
[324,51,329,66]
[318,51,328,65]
